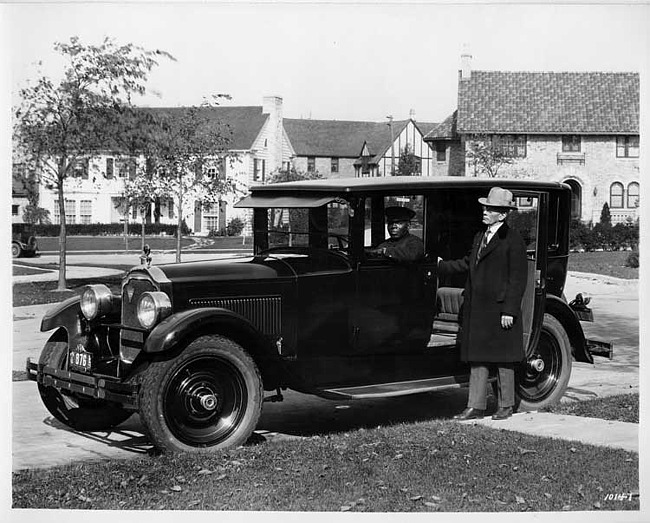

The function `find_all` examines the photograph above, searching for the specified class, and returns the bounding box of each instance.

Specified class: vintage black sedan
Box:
[27,177,612,452]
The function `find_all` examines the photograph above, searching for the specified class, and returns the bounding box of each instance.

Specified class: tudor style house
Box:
[425,55,640,224]
[284,113,437,178]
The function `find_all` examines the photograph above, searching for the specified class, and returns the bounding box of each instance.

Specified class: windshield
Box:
[264,200,351,251]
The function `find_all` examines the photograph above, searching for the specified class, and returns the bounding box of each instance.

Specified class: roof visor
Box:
[235,194,345,208]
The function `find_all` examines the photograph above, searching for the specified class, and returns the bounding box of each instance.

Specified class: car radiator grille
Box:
[189,296,281,337]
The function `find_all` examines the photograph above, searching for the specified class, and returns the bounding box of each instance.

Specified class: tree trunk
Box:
[141,211,146,253]
[56,169,67,291]
[123,198,129,251]
[176,191,183,263]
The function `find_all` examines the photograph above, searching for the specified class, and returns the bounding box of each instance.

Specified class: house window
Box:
[562,135,581,152]
[168,199,175,219]
[12,204,19,216]
[610,182,624,209]
[207,166,218,179]
[331,158,339,173]
[73,159,89,179]
[617,136,639,158]
[80,200,92,224]
[262,159,266,182]
[627,182,639,208]
[436,142,446,162]
[307,157,316,173]
[118,158,136,179]
[493,135,527,158]
[57,199,76,224]
[253,159,260,181]
[132,206,138,220]
[106,158,114,179]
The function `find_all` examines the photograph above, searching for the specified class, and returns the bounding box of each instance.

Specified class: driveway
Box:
[12,272,639,471]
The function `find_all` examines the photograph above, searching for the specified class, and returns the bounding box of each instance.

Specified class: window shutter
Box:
[106,158,114,179]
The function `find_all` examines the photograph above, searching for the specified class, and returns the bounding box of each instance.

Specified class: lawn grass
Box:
[13,274,125,307]
[568,251,638,279]
[544,393,638,423]
[12,420,638,512]
[35,235,194,252]
[12,264,51,276]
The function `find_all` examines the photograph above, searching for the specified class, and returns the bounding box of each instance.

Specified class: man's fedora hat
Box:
[385,206,416,222]
[478,187,517,209]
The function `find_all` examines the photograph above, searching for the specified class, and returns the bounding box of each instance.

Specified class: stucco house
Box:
[285,115,437,178]
[425,56,640,224]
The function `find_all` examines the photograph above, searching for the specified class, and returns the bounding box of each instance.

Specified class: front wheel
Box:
[138,335,263,453]
[516,314,572,411]
[11,243,22,258]
[38,333,133,430]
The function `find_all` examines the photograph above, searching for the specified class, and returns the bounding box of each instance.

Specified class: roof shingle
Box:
[457,71,639,134]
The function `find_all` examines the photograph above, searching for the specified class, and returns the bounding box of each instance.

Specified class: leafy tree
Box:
[13,36,172,289]
[142,101,237,262]
[465,135,515,178]
[22,205,51,225]
[396,144,421,176]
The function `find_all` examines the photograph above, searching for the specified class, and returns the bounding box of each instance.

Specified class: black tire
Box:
[38,334,133,430]
[138,335,263,453]
[516,314,572,411]
[11,243,22,258]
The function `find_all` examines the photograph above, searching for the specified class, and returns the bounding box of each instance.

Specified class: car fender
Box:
[143,308,283,387]
[544,294,593,364]
[40,296,83,335]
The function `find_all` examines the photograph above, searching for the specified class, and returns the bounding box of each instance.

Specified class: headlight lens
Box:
[137,292,171,329]
[80,284,113,320]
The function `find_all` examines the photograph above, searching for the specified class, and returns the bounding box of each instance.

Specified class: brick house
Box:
[425,58,640,224]
[285,114,437,178]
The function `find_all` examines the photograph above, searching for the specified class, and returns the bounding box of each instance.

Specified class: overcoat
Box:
[438,223,528,363]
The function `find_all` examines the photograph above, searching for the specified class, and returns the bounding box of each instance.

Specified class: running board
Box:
[318,375,470,400]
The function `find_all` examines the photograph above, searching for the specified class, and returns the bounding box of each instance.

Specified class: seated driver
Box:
[367,206,425,262]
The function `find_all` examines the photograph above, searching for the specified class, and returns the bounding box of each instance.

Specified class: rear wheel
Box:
[516,314,572,411]
[138,335,263,453]
[11,243,22,258]
[38,333,133,430]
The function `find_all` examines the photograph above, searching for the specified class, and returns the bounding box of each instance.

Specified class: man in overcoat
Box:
[438,187,528,420]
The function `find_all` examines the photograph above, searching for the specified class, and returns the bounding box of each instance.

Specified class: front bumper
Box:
[26,357,140,409]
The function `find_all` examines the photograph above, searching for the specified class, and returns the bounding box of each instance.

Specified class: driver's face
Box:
[387,220,409,239]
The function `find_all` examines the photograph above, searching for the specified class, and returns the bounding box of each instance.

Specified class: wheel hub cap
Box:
[528,358,545,372]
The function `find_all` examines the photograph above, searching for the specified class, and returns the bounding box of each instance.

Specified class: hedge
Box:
[569,219,639,252]
[33,221,191,237]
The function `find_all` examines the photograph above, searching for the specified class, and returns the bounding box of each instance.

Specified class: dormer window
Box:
[617,136,639,158]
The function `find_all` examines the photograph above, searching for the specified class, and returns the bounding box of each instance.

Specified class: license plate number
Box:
[69,346,92,372]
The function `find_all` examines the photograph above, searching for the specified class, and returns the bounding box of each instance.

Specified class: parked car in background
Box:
[12,223,38,258]
[27,177,612,452]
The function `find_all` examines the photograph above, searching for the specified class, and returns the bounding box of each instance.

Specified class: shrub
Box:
[570,218,638,251]
[33,222,190,237]
[625,251,639,268]
[226,217,245,236]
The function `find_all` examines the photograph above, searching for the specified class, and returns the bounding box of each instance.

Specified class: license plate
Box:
[69,345,92,372]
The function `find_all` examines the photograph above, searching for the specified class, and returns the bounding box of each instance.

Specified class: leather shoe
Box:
[491,407,513,420]
[453,407,484,420]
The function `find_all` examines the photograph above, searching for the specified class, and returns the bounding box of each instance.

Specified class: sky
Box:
[4,1,649,125]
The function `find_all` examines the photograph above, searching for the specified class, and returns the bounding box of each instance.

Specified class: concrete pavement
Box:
[11,270,639,471]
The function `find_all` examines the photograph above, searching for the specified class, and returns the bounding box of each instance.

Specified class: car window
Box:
[509,194,539,260]
[363,194,424,249]
[267,200,351,250]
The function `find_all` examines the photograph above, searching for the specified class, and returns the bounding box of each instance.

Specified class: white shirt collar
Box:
[486,221,504,238]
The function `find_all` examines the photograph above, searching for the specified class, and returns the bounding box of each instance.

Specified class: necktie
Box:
[477,230,489,261]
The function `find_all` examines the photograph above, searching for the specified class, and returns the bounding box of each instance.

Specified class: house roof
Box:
[424,111,458,140]
[457,71,639,135]
[284,118,437,160]
[143,106,269,150]
[283,119,401,158]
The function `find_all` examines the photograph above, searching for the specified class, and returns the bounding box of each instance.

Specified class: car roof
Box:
[249,176,569,194]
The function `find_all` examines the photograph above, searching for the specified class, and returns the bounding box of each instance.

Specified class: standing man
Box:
[367,206,424,262]
[438,187,528,420]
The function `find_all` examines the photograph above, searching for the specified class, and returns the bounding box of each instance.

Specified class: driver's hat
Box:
[385,206,416,223]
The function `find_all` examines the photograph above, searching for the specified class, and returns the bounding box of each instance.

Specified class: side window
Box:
[363,194,424,250]
[509,194,539,260]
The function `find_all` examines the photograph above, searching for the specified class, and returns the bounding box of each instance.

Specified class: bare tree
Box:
[465,135,515,178]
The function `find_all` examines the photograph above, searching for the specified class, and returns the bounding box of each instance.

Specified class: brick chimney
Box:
[460,44,472,81]
[409,109,416,121]
[262,96,284,172]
